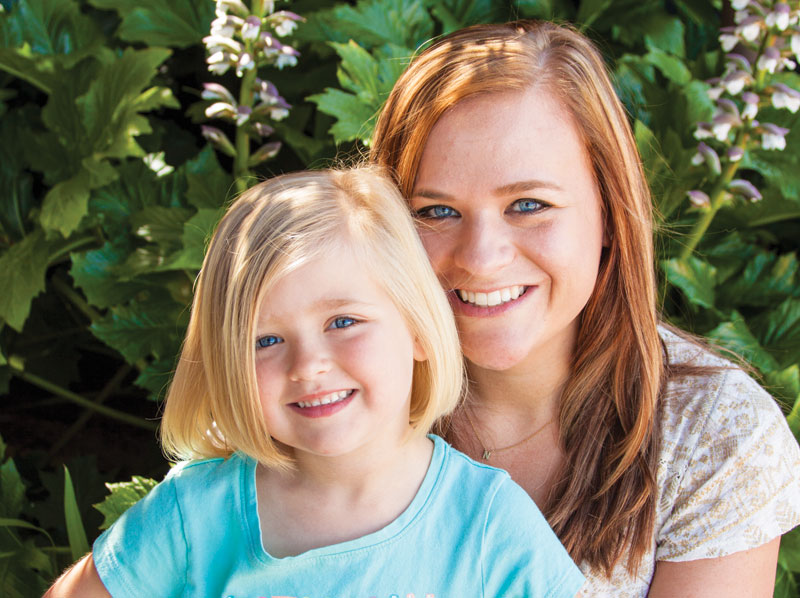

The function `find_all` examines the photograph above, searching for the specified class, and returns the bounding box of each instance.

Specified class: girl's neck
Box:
[256,434,434,558]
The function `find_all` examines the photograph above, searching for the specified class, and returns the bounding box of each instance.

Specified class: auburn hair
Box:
[161,166,464,470]
[370,20,663,575]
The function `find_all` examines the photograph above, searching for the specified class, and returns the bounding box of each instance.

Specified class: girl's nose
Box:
[288,341,331,382]
[453,215,515,277]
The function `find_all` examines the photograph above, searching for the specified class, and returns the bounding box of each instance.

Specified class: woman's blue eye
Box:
[330,316,356,329]
[256,335,283,349]
[510,199,545,213]
[415,205,459,219]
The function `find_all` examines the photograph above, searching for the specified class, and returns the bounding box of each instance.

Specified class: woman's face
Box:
[410,86,606,372]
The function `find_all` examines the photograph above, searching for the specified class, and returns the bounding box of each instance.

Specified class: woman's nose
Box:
[288,340,331,382]
[453,214,515,276]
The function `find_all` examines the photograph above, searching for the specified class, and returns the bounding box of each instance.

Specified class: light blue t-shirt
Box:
[93,435,584,598]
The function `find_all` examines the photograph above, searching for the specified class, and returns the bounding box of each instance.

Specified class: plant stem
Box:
[8,361,158,432]
[51,276,102,323]
[44,364,134,465]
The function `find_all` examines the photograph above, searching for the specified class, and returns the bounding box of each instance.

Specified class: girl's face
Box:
[410,87,606,373]
[254,241,425,460]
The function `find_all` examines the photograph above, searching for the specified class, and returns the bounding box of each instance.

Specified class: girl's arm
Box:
[647,538,780,598]
[44,553,111,598]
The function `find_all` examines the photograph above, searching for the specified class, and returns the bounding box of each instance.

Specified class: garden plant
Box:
[0,0,798,595]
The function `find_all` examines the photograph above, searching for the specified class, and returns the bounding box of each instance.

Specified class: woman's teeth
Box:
[296,390,352,409]
[457,286,527,307]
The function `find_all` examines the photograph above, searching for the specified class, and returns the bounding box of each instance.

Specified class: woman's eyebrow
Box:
[493,179,563,195]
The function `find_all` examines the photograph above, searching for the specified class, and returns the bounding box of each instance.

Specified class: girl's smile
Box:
[253,241,426,459]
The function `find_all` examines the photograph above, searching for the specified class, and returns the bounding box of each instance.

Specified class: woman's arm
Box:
[44,553,111,598]
[647,538,780,598]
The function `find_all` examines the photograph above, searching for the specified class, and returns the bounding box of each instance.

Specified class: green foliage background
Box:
[0,0,798,595]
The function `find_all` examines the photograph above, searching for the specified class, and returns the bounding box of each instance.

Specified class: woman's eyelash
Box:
[415,205,459,219]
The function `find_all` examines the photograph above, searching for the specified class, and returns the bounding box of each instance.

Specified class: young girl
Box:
[46,167,585,598]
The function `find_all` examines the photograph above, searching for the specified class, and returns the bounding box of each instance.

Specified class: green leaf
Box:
[751,299,800,369]
[0,442,24,518]
[707,314,780,374]
[0,229,54,331]
[0,518,54,545]
[308,87,377,144]
[765,365,800,413]
[90,300,185,363]
[316,0,434,49]
[743,125,800,201]
[681,80,715,129]
[86,0,215,48]
[184,146,233,210]
[63,465,89,561]
[644,47,691,84]
[69,239,144,309]
[642,15,685,58]
[94,475,157,530]
[577,0,614,29]
[77,47,172,158]
[662,256,716,309]
[40,168,90,236]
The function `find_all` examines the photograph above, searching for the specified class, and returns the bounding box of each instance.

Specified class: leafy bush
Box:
[1,0,798,595]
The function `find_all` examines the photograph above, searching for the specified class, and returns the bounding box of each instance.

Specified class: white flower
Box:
[737,16,762,41]
[765,4,791,30]
[235,105,252,126]
[707,86,724,100]
[270,107,289,120]
[762,123,789,150]
[241,16,261,41]
[687,190,711,207]
[203,34,243,54]
[720,33,739,51]
[691,151,705,166]
[694,123,714,140]
[712,120,733,141]
[728,147,745,161]
[236,52,255,77]
[742,91,759,119]
[208,61,231,75]
[695,142,722,175]
[275,46,299,69]
[201,82,236,104]
[772,83,800,113]
[205,101,236,119]
[729,179,762,201]
[731,0,749,10]
[792,32,800,59]
[757,47,780,73]
[216,0,249,17]
[723,70,750,95]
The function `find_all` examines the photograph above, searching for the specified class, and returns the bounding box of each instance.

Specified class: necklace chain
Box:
[463,407,555,461]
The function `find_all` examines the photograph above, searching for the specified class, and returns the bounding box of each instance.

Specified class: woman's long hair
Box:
[370,20,663,575]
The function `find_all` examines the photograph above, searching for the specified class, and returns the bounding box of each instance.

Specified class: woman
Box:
[370,20,800,597]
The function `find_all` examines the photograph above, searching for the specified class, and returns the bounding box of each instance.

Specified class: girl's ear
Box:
[413,339,428,362]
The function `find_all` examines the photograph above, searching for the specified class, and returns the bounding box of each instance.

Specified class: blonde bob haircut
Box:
[161,166,464,470]
[371,21,664,575]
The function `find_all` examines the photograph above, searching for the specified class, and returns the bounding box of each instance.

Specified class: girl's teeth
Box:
[458,286,526,307]
[296,390,351,409]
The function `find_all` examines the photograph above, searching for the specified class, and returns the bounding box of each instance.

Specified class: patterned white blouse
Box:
[580,327,800,596]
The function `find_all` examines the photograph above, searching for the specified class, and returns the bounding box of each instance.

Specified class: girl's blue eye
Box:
[256,335,283,349]
[415,205,459,219]
[330,316,356,329]
[510,198,546,213]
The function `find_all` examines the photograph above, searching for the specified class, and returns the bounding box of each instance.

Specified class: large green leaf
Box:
[40,168,90,236]
[716,250,798,308]
[751,299,800,369]
[184,146,234,210]
[308,87,377,144]
[707,314,780,374]
[90,299,185,363]
[642,14,685,58]
[0,229,55,331]
[86,0,214,48]
[662,256,716,309]
[643,47,691,85]
[0,437,24,518]
[70,239,145,309]
[94,475,157,530]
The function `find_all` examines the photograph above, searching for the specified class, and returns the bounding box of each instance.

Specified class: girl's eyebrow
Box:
[412,179,562,200]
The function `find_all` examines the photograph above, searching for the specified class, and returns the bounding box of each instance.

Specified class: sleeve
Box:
[481,477,584,598]
[92,475,188,597]
[656,367,800,562]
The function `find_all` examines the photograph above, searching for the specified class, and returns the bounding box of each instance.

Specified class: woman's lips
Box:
[449,286,532,317]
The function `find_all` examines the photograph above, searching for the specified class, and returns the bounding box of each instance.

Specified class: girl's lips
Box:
[288,390,356,418]
[448,286,533,317]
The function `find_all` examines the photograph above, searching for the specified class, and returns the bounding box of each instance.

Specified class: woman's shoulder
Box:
[654,325,800,561]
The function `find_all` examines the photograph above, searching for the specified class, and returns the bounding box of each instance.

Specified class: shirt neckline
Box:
[243,434,447,563]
